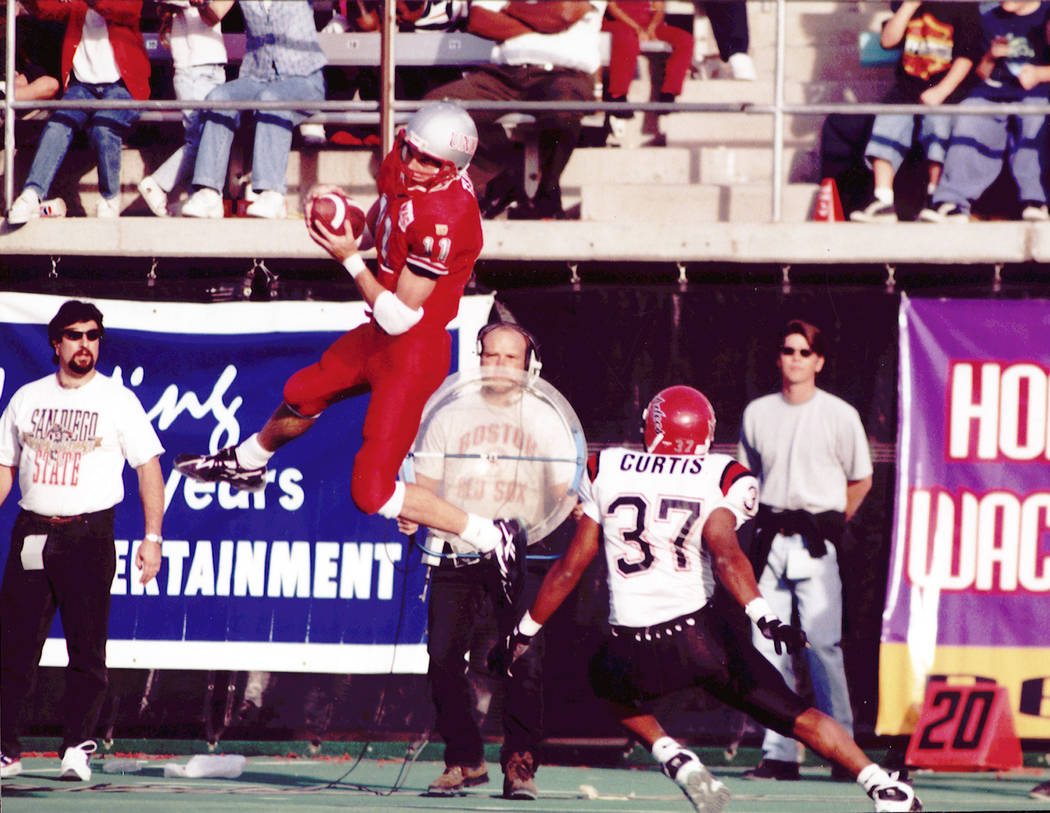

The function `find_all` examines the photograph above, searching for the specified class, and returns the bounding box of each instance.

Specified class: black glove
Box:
[486,629,534,677]
[756,616,808,655]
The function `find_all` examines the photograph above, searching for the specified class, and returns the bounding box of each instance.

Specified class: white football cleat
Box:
[1,753,22,778]
[59,740,97,781]
[663,750,732,813]
[869,777,921,812]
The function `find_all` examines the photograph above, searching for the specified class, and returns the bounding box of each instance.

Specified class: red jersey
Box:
[368,151,484,330]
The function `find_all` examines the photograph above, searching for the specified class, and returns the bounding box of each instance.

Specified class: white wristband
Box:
[744,597,774,624]
[516,610,542,637]
[144,533,163,544]
[342,254,367,279]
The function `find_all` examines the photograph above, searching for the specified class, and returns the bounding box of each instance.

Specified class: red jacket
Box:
[29,0,150,100]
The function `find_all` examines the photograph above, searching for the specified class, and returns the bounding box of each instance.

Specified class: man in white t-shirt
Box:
[0,300,165,783]
[737,318,873,781]
[491,385,917,813]
[425,1,606,219]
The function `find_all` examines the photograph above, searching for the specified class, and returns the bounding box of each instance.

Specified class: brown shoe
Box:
[503,751,538,800]
[425,762,489,796]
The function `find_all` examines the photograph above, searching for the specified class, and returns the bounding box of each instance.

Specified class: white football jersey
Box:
[581,448,758,628]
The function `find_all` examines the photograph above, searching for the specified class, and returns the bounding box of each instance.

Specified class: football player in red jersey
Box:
[490,386,921,813]
[175,101,526,581]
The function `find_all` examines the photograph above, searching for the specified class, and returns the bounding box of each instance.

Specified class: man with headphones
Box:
[406,321,562,800]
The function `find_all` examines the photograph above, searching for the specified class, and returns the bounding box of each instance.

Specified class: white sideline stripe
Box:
[40,639,429,674]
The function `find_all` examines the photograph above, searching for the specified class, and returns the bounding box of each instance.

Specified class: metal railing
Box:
[6,0,1050,222]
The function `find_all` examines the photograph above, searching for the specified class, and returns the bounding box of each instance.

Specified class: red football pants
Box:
[283,321,451,514]
[603,17,695,100]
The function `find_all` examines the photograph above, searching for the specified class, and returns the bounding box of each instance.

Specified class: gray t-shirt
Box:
[737,388,872,514]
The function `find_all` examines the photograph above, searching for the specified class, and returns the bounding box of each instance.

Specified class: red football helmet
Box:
[642,386,716,456]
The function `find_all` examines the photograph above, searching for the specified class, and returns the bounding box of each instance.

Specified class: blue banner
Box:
[0,292,493,673]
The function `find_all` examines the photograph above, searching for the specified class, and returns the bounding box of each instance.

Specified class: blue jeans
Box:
[23,80,140,200]
[152,63,227,193]
[933,90,1049,211]
[752,534,853,763]
[865,111,953,172]
[191,69,325,194]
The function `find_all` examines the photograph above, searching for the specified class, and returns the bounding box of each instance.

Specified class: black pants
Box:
[698,1,749,61]
[0,508,116,758]
[426,558,544,769]
[426,64,594,202]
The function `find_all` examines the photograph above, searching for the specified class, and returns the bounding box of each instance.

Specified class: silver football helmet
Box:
[402,101,478,172]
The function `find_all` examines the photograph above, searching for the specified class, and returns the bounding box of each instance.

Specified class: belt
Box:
[24,508,113,525]
[610,606,707,643]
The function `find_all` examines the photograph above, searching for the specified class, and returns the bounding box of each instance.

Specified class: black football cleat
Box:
[174,447,268,493]
[492,518,527,606]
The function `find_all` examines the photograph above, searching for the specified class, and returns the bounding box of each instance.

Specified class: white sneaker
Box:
[96,196,120,218]
[663,750,732,813]
[138,175,169,217]
[299,122,327,145]
[1,753,22,778]
[728,52,757,81]
[182,187,224,218]
[245,189,287,219]
[1021,202,1049,221]
[59,740,97,781]
[6,188,41,225]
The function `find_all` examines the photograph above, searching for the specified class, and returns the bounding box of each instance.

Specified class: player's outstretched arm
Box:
[704,507,807,655]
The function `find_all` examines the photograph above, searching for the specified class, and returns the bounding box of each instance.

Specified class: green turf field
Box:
[3,750,1047,812]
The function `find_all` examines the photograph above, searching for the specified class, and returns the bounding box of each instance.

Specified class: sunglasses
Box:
[63,328,102,342]
[780,346,814,358]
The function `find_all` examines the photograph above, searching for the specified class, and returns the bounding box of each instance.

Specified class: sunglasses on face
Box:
[780,346,814,358]
[63,328,102,342]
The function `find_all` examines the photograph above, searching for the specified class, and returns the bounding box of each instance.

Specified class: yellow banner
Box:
[877,643,1050,738]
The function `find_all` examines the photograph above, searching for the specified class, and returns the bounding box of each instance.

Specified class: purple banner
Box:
[878,297,1050,737]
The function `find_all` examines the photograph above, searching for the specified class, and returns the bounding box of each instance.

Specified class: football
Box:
[310,192,366,239]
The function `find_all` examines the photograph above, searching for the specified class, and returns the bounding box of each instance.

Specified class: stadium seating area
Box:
[4,2,1050,272]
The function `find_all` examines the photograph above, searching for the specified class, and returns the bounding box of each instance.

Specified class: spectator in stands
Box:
[919,0,1050,223]
[425,1,607,220]
[602,1,694,146]
[1,2,61,105]
[181,0,327,220]
[698,0,755,80]
[850,1,981,223]
[136,0,231,217]
[5,0,150,225]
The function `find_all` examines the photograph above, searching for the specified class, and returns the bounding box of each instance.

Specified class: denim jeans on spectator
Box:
[864,111,952,172]
[933,90,1049,210]
[151,63,227,193]
[191,69,325,195]
[22,80,139,200]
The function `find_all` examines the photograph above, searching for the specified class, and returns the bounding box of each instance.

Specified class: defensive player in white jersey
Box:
[490,386,920,813]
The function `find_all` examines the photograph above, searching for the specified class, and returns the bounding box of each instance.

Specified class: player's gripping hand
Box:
[756,616,808,655]
[487,630,535,678]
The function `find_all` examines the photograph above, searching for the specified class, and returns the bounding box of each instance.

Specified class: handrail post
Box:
[380,0,397,157]
[772,0,786,223]
[5,5,16,212]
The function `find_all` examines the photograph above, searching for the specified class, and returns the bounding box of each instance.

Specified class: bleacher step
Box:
[580,182,821,223]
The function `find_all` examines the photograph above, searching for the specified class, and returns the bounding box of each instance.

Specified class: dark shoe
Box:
[174,447,268,493]
[492,518,527,605]
[503,751,538,800]
[917,202,969,223]
[741,758,800,780]
[663,750,731,813]
[507,195,567,221]
[1030,780,1050,800]
[425,762,489,796]
[479,170,525,219]
[849,197,897,223]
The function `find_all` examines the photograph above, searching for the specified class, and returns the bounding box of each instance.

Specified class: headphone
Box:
[476,321,543,378]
